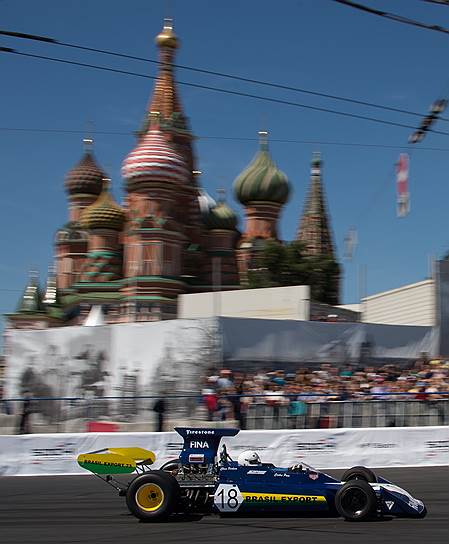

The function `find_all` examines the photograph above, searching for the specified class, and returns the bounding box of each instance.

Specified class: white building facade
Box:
[361,279,435,326]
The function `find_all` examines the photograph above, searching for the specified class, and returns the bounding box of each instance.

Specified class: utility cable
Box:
[2,47,449,137]
[3,125,449,151]
[332,0,449,36]
[0,28,447,122]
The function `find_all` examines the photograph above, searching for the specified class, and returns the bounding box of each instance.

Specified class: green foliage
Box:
[246,240,340,305]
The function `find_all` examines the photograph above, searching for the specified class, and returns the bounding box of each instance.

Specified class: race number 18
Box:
[214,484,243,512]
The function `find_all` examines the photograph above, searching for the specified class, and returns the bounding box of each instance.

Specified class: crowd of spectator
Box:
[200,358,449,425]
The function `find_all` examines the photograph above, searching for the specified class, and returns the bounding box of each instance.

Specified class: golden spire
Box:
[155,17,178,49]
[83,137,93,152]
[217,187,226,202]
[258,130,269,151]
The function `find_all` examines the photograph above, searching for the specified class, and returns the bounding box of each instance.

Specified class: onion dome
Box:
[207,201,238,230]
[199,189,238,230]
[155,18,179,49]
[80,179,125,231]
[121,118,189,189]
[64,139,106,196]
[233,131,290,206]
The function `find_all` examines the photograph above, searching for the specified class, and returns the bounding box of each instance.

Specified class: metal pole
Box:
[134,241,138,323]
[358,264,367,322]
[212,256,222,317]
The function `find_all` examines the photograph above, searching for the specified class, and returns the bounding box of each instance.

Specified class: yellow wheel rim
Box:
[135,483,165,512]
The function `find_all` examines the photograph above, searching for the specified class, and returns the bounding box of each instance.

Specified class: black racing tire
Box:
[342,466,377,483]
[335,480,377,521]
[126,470,180,521]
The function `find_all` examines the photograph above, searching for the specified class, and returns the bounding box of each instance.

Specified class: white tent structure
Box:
[83,305,105,327]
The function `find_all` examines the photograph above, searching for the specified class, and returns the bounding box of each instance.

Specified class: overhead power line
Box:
[3,125,449,151]
[0,29,447,122]
[421,1,449,6]
[332,0,449,35]
[2,47,449,138]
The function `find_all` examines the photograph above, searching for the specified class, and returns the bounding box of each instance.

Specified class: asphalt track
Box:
[0,468,447,544]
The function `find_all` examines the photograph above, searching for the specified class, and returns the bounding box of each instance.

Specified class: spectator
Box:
[18,391,33,434]
[202,388,218,421]
[201,359,448,418]
[216,369,233,390]
[153,396,166,432]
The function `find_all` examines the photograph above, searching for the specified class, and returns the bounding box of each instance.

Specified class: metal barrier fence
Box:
[245,398,449,430]
[0,393,447,434]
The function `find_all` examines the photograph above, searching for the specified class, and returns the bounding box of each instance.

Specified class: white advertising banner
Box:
[0,426,447,477]
[4,318,217,403]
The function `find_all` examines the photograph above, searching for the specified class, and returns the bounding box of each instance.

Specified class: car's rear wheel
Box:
[335,480,377,521]
[126,471,180,521]
[342,466,377,483]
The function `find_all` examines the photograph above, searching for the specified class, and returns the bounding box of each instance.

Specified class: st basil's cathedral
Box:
[6,20,340,329]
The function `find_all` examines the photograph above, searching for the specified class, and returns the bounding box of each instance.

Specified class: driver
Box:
[237,450,262,466]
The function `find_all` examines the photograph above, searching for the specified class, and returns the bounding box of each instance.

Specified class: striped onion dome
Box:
[80,180,125,231]
[233,132,290,206]
[65,141,105,196]
[121,125,189,190]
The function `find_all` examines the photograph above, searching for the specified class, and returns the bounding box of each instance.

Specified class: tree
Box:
[246,240,340,305]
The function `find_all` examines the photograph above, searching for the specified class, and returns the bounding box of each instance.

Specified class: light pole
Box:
[212,256,222,317]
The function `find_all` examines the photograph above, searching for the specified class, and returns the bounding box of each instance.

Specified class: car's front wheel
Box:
[126,471,180,521]
[335,480,377,521]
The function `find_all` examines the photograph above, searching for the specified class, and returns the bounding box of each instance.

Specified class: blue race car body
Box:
[77,427,427,522]
[216,461,425,518]
[176,427,426,519]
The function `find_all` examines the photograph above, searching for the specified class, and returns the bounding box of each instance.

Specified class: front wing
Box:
[374,479,426,517]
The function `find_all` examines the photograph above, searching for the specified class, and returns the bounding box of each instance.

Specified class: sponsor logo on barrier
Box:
[229,445,269,451]
[295,438,336,454]
[30,442,77,464]
[164,442,183,453]
[360,443,397,449]
[425,440,449,451]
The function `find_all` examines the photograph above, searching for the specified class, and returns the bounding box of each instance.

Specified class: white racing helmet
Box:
[237,450,261,466]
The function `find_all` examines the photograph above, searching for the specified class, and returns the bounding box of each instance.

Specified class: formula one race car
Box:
[77,428,427,522]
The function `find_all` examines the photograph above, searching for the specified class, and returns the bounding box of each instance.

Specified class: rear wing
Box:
[175,427,239,465]
[77,447,156,475]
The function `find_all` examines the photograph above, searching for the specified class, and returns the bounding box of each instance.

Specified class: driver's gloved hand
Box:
[288,464,303,472]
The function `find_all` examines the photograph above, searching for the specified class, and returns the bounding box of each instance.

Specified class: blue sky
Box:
[1,0,449,332]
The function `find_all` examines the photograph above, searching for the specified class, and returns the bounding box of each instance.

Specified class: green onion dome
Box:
[206,201,238,230]
[233,132,290,206]
[80,179,125,231]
